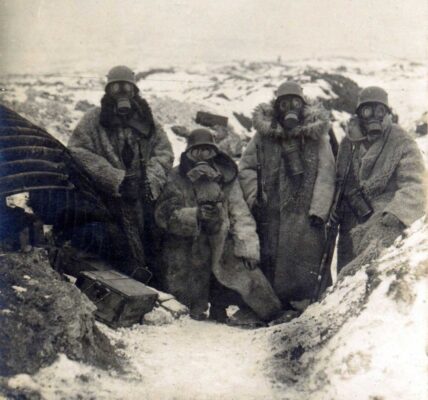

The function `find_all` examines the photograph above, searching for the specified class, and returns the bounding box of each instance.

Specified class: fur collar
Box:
[252,100,330,141]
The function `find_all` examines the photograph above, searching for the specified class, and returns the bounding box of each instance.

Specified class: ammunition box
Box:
[76,269,158,328]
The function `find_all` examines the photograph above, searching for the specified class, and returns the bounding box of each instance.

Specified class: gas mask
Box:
[106,81,136,116]
[357,102,390,143]
[276,96,304,130]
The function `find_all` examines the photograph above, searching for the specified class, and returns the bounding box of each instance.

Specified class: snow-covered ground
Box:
[8,319,282,400]
[269,218,428,400]
[1,56,427,399]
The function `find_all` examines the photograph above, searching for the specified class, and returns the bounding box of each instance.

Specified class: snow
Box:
[164,124,188,166]
[304,80,336,100]
[12,285,27,293]
[17,318,280,400]
[315,278,426,400]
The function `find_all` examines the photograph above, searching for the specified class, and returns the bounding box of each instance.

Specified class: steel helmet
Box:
[106,65,138,91]
[186,129,219,152]
[276,81,305,102]
[357,86,389,111]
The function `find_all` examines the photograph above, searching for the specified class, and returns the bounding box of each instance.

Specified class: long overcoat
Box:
[239,101,336,304]
[154,152,281,320]
[337,123,426,271]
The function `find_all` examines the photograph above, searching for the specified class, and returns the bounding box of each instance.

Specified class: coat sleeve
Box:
[68,109,125,196]
[309,133,336,221]
[154,175,199,237]
[227,180,260,261]
[146,121,174,200]
[383,138,426,226]
[238,133,262,210]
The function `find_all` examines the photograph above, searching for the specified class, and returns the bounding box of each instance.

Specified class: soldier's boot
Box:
[208,305,228,323]
[227,306,266,329]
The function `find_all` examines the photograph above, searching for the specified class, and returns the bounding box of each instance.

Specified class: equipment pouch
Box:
[346,187,373,223]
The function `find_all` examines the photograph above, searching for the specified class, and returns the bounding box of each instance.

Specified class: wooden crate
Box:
[196,111,228,128]
[76,270,158,328]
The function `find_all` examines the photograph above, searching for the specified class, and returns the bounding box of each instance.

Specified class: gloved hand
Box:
[186,162,221,183]
[381,212,405,229]
[198,203,222,235]
[252,191,267,216]
[242,258,258,271]
[198,203,220,221]
[119,172,139,202]
[309,215,324,228]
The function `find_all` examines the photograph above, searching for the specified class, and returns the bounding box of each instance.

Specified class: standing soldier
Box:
[155,129,281,323]
[68,65,173,281]
[336,86,426,274]
[239,81,336,310]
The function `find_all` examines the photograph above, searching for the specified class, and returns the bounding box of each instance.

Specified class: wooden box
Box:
[196,111,228,128]
[76,270,158,328]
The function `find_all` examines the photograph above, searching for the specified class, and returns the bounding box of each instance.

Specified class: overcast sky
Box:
[0,0,427,74]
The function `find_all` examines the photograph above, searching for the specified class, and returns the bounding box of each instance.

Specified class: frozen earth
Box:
[1,57,427,399]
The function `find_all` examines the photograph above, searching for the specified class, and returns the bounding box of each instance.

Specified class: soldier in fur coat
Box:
[239,81,336,308]
[155,129,281,322]
[68,66,173,279]
[336,86,426,275]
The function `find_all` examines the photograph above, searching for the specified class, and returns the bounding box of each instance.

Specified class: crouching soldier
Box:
[155,129,282,322]
[337,86,426,274]
[68,65,173,281]
[239,81,336,310]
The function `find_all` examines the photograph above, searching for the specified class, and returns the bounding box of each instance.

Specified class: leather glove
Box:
[242,258,258,271]
[198,203,220,221]
[187,163,221,183]
[309,215,324,228]
[119,173,139,202]
[381,212,405,229]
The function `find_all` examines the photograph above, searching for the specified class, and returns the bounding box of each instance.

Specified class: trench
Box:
[22,318,284,400]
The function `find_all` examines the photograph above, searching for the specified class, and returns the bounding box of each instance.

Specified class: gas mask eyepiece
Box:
[187,145,218,163]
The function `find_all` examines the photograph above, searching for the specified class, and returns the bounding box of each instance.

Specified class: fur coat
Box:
[154,152,281,320]
[69,106,173,200]
[239,101,336,304]
[337,123,426,272]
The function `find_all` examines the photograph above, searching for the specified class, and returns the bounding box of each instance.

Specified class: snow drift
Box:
[267,218,428,400]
